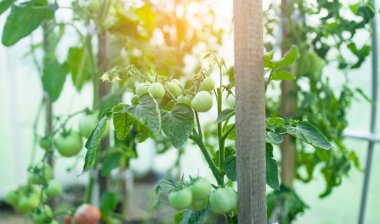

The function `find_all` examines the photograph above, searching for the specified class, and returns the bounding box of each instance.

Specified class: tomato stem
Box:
[192,113,224,185]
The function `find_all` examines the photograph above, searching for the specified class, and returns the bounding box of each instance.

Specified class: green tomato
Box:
[168,188,193,210]
[190,177,211,200]
[32,205,53,224]
[45,180,63,198]
[148,83,166,99]
[166,79,182,97]
[5,190,20,206]
[190,198,208,211]
[29,163,53,185]
[38,136,52,151]
[17,194,39,212]
[86,0,100,13]
[135,83,150,96]
[209,188,234,214]
[131,95,140,105]
[199,77,215,91]
[191,91,213,112]
[54,131,83,157]
[226,95,235,108]
[177,95,191,105]
[225,186,237,211]
[78,113,98,138]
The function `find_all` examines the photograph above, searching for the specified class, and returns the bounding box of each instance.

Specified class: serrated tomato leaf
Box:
[112,104,133,140]
[161,104,194,148]
[285,121,333,150]
[128,94,161,135]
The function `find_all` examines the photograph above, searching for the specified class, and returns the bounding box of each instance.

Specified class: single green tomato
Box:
[209,188,235,214]
[86,0,100,13]
[168,187,193,210]
[135,83,150,96]
[191,91,213,112]
[177,95,191,105]
[166,79,182,97]
[54,131,83,157]
[199,77,215,91]
[190,177,211,200]
[78,113,98,138]
[190,198,209,211]
[226,95,235,108]
[225,186,237,211]
[32,205,53,224]
[148,83,166,99]
[17,194,39,212]
[5,190,20,206]
[29,163,53,185]
[45,180,63,198]
[131,95,140,105]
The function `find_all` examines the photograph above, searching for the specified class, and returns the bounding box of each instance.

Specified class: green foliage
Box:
[0,0,13,15]
[223,155,236,181]
[2,0,56,46]
[175,208,209,224]
[266,144,280,190]
[41,61,68,102]
[83,116,108,173]
[161,104,194,148]
[66,46,92,91]
[267,186,308,224]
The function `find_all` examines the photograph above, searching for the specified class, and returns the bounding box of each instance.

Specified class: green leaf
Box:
[216,108,235,123]
[224,155,236,181]
[112,104,133,140]
[278,46,299,68]
[271,70,295,81]
[66,46,91,91]
[267,186,308,223]
[178,208,209,224]
[161,104,194,148]
[266,131,284,145]
[316,148,331,162]
[101,152,121,176]
[264,46,299,69]
[0,0,14,15]
[2,0,56,46]
[267,117,285,127]
[128,94,161,135]
[100,191,122,215]
[135,121,153,143]
[41,61,68,102]
[285,121,333,150]
[266,144,279,190]
[82,116,108,173]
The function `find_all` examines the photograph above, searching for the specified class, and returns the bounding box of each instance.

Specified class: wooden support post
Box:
[280,0,297,189]
[234,0,266,223]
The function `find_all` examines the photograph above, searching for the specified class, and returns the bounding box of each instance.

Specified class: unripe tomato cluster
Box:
[167,177,237,214]
[134,76,216,113]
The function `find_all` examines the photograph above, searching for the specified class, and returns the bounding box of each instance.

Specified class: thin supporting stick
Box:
[358,1,378,223]
[234,0,266,223]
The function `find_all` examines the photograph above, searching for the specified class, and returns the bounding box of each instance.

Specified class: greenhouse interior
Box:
[0,0,379,223]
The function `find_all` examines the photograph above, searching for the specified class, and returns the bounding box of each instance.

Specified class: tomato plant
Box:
[0,0,376,223]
